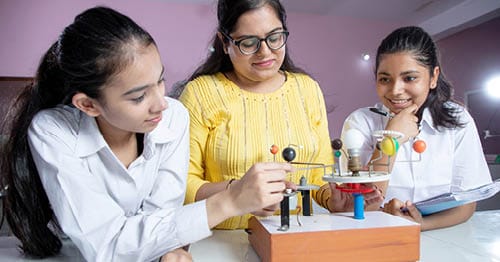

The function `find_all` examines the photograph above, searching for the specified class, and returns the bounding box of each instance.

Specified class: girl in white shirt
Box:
[0,6,293,261]
[341,26,491,231]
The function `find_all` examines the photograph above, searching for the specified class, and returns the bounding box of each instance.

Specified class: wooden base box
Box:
[248,211,420,262]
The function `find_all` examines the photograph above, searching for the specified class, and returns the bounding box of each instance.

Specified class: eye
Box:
[239,37,258,48]
[377,77,390,84]
[267,33,282,43]
[131,93,146,103]
[404,76,417,82]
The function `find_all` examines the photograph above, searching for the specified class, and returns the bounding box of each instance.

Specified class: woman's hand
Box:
[382,198,423,224]
[160,248,192,262]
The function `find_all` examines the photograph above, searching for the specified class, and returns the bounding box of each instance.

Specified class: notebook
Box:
[415,178,500,215]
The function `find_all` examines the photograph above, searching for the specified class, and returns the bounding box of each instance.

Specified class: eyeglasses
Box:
[222,31,289,55]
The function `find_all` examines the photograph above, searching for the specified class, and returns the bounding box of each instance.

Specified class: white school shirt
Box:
[28,97,211,262]
[341,103,492,204]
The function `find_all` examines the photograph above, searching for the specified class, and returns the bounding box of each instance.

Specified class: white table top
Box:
[419,210,500,261]
[0,210,498,261]
[190,210,500,262]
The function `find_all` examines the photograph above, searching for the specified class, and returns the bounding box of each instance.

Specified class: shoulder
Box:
[346,106,375,121]
[148,97,190,143]
[448,102,471,120]
[29,105,87,151]
[287,72,318,85]
[166,96,187,112]
[179,73,232,115]
[442,101,473,125]
[31,105,81,136]
[180,73,225,103]
[185,73,225,90]
[343,106,381,132]
[161,97,189,127]
[285,72,323,96]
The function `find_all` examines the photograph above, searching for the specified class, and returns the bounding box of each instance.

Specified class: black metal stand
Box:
[278,195,290,231]
[301,190,311,216]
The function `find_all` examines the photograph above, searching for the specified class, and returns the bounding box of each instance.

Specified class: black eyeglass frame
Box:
[221,31,290,55]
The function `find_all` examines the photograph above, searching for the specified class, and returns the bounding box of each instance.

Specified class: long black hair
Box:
[170,0,305,98]
[375,26,464,129]
[0,6,155,258]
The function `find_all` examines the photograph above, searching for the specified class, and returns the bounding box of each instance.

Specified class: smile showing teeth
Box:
[389,98,410,104]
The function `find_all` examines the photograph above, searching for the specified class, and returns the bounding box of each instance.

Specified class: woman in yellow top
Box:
[176,0,383,229]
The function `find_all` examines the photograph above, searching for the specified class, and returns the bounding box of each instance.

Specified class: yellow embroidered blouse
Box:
[179,72,334,229]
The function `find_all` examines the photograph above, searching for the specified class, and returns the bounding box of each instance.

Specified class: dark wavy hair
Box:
[169,0,306,98]
[375,26,463,129]
[0,6,155,258]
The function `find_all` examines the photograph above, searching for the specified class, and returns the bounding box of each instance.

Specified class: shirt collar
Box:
[75,112,108,157]
[74,106,177,159]
[420,107,437,133]
[143,116,177,159]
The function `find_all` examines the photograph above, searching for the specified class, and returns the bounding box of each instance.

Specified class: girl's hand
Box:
[382,198,423,224]
[327,183,384,211]
[364,185,385,209]
[229,162,295,216]
[386,104,420,143]
[251,180,297,216]
[160,248,192,262]
[251,203,279,217]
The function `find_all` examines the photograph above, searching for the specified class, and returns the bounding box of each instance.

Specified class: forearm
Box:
[203,162,294,228]
[421,202,476,231]
[205,189,240,228]
[369,151,394,197]
[195,180,233,201]
[160,247,192,262]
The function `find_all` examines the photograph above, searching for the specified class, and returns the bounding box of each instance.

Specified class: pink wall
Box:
[0,0,399,138]
[286,13,398,137]
[437,16,500,154]
[0,0,217,90]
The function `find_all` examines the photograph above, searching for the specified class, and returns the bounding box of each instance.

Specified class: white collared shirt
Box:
[28,97,211,262]
[341,103,492,204]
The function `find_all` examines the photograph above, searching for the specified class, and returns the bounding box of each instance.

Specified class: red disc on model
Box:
[335,184,373,194]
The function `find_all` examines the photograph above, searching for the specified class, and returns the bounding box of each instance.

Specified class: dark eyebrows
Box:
[267,27,284,34]
[400,70,420,76]
[122,66,165,97]
[156,66,165,83]
[235,27,284,39]
[377,70,420,77]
